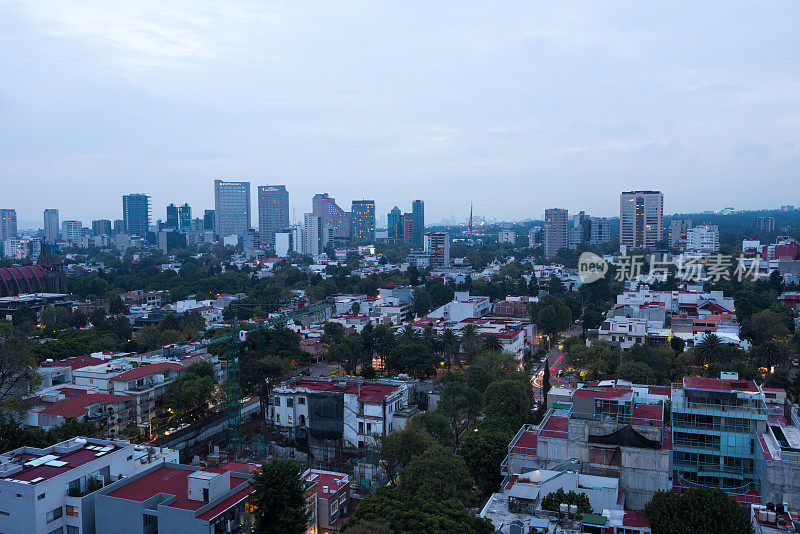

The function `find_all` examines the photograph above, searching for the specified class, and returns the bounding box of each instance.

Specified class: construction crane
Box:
[196,301,333,457]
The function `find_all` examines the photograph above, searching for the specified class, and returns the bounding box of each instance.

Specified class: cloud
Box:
[733,142,770,159]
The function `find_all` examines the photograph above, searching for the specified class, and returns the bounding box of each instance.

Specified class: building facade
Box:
[214,180,251,238]
[122,194,152,237]
[0,209,17,240]
[62,220,82,243]
[669,218,692,249]
[686,223,720,253]
[620,191,663,249]
[424,231,450,268]
[44,209,59,244]
[350,200,375,243]
[304,213,328,257]
[544,208,568,258]
[412,200,424,247]
[258,185,289,249]
[387,206,403,239]
[91,220,112,237]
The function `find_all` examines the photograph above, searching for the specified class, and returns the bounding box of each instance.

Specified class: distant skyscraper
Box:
[387,207,403,239]
[258,185,290,248]
[412,200,424,247]
[620,190,664,249]
[113,219,124,235]
[203,210,215,232]
[214,180,251,237]
[304,213,328,257]
[178,203,192,233]
[756,216,775,233]
[589,218,612,245]
[544,208,569,257]
[165,203,179,229]
[0,209,17,240]
[424,231,450,268]
[351,200,375,243]
[403,213,414,246]
[312,193,350,239]
[122,194,151,237]
[92,219,112,236]
[62,220,82,243]
[43,209,59,244]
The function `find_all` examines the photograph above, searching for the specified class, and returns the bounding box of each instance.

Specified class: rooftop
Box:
[112,362,185,382]
[41,355,105,370]
[0,439,126,485]
[682,376,760,393]
[40,393,130,418]
[285,378,401,402]
[573,387,633,401]
[302,469,349,500]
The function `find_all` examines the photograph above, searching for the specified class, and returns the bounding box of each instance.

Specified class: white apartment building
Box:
[427,291,491,322]
[271,377,408,450]
[0,437,176,534]
[686,223,719,253]
[498,229,515,244]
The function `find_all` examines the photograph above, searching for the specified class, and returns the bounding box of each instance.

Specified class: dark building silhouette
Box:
[0,245,67,297]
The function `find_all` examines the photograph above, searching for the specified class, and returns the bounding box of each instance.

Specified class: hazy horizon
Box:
[2,1,798,224]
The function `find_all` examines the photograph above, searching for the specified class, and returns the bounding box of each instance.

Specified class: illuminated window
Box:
[288,414,293,424]
[276,414,280,423]
[66,505,78,517]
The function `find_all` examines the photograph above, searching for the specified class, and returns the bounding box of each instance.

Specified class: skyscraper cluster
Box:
[385,200,424,248]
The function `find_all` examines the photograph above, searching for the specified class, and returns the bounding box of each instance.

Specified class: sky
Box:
[1,1,799,228]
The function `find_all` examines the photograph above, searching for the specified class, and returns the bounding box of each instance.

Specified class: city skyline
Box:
[2,2,799,224]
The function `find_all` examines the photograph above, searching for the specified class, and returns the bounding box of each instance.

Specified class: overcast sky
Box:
[1,1,799,228]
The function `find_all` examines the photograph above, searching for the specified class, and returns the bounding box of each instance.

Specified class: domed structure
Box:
[0,245,67,297]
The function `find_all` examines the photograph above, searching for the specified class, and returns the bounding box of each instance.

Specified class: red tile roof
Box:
[288,379,400,403]
[41,356,105,370]
[683,377,759,393]
[543,416,569,433]
[510,431,537,455]
[302,470,348,501]
[41,394,130,418]
[622,511,651,528]
[632,405,663,424]
[106,466,246,511]
[573,387,632,400]
[112,362,184,382]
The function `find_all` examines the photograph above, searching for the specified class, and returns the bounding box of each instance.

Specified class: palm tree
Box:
[460,324,481,364]
[399,324,419,343]
[441,328,460,369]
[481,335,503,353]
[422,326,440,354]
[694,333,725,365]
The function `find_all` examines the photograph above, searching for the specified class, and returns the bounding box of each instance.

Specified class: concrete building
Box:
[91,220,112,237]
[620,191,663,249]
[203,210,215,232]
[313,194,350,240]
[350,200,375,243]
[44,209,59,244]
[122,194,151,237]
[669,218,692,249]
[427,291,491,322]
[95,462,256,534]
[304,213,328,257]
[275,225,304,257]
[0,436,176,534]
[214,180,251,238]
[589,217,612,245]
[271,377,408,451]
[412,199,424,248]
[257,185,289,249]
[423,231,450,268]
[686,223,719,253]
[0,209,17,240]
[528,226,544,248]
[301,469,350,533]
[178,203,192,233]
[498,229,515,244]
[62,220,82,243]
[544,209,568,258]
[757,216,776,233]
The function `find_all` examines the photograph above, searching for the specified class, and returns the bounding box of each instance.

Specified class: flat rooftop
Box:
[0,440,126,485]
[682,377,760,393]
[286,379,400,402]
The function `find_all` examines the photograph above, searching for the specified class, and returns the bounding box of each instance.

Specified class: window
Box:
[67,527,79,534]
[286,398,294,408]
[47,528,63,534]
[366,423,372,433]
[38,493,46,500]
[274,396,281,406]
[144,514,155,526]
[127,455,133,461]
[358,422,364,434]
[298,397,306,405]
[288,414,293,424]
[46,507,63,523]
[0,511,9,517]
[276,414,280,423]
[66,505,78,517]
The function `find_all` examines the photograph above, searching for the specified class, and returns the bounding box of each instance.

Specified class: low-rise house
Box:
[301,469,350,533]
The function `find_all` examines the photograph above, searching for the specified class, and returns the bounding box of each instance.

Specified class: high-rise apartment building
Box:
[312,193,350,239]
[589,217,612,245]
[544,208,569,257]
[620,190,663,249]
[412,200,425,247]
[424,231,450,268]
[178,203,191,233]
[122,194,151,237]
[92,219,112,236]
[402,213,414,246]
[43,209,59,244]
[756,216,775,233]
[669,218,692,249]
[61,220,82,242]
[387,207,403,239]
[350,200,375,243]
[113,219,124,235]
[166,203,179,229]
[258,185,289,248]
[304,213,328,257]
[0,209,17,240]
[214,180,251,237]
[686,223,719,253]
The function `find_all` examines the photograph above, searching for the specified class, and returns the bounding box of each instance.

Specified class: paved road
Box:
[531,325,582,401]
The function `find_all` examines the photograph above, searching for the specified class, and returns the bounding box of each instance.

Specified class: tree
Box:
[108,295,128,315]
[481,335,503,353]
[440,328,460,369]
[746,310,791,345]
[616,361,656,385]
[411,287,432,318]
[0,329,40,410]
[458,428,510,497]
[396,445,475,504]
[379,426,435,483]
[693,333,726,365]
[459,324,481,363]
[41,306,70,331]
[387,343,437,378]
[531,295,572,339]
[321,322,345,347]
[644,488,753,534]
[542,360,551,396]
[345,487,493,534]
[482,380,531,423]
[163,361,215,422]
[328,333,367,374]
[251,459,310,534]
[241,354,290,419]
[670,336,686,354]
[540,488,593,514]
[407,411,454,447]
[343,521,394,534]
